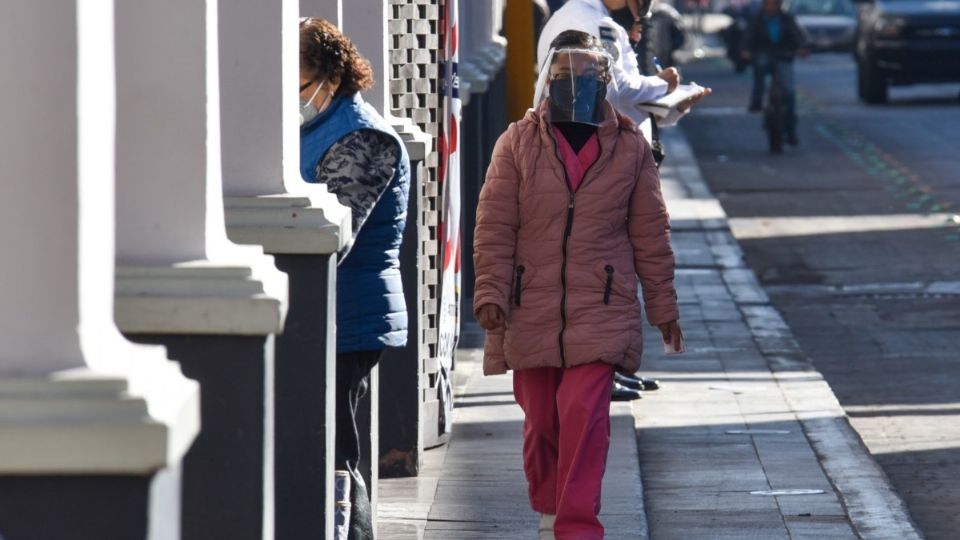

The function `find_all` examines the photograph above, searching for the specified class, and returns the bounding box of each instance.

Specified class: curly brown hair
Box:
[299,18,374,97]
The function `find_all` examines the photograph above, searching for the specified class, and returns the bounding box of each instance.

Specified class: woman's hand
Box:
[476,303,506,330]
[657,320,684,354]
[657,67,680,93]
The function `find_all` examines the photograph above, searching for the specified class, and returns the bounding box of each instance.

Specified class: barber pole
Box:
[435,0,461,438]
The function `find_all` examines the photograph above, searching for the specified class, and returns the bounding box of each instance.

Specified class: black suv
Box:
[854,0,960,103]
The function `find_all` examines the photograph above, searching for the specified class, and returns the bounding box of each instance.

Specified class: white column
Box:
[342,0,390,114]
[219,0,350,254]
[461,0,508,102]
[113,0,287,335]
[459,1,481,100]
[0,0,197,476]
[301,0,342,27]
[482,1,509,78]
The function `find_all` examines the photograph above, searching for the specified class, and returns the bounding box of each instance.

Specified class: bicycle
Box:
[763,65,787,154]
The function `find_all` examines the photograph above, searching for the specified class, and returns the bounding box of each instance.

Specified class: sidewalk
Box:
[377,323,647,539]
[377,129,922,539]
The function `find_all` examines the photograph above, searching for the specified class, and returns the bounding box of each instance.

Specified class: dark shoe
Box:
[611,382,643,401]
[786,132,799,146]
[614,372,645,391]
[640,377,660,391]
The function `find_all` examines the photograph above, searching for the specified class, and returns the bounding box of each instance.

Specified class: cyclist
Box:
[743,0,809,145]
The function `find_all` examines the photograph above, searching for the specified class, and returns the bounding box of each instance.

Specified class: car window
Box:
[786,0,856,15]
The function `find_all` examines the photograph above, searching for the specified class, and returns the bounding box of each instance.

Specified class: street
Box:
[680,51,960,539]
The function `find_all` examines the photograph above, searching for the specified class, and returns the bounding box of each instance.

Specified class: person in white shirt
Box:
[538,0,709,142]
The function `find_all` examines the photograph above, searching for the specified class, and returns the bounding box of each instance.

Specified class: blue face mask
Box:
[548,75,607,124]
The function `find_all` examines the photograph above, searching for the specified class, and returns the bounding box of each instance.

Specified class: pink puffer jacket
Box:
[473,100,678,376]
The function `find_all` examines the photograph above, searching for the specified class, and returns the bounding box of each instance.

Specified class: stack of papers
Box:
[634,83,705,119]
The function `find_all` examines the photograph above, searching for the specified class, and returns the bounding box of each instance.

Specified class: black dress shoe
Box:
[639,377,660,391]
[614,372,645,391]
[611,382,643,401]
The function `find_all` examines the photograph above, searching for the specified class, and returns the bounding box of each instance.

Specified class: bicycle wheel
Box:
[765,82,785,154]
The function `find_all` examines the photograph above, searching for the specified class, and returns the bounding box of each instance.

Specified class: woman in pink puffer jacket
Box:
[473,30,682,540]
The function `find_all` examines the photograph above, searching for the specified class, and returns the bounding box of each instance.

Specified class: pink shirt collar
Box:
[551,125,600,193]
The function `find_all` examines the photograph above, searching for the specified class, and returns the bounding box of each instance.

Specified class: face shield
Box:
[533,48,613,125]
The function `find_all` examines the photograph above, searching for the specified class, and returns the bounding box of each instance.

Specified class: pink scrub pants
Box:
[513,362,616,540]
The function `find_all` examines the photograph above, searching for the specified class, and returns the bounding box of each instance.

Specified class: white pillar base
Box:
[0,368,199,474]
[224,193,351,255]
[391,117,433,161]
[115,262,285,335]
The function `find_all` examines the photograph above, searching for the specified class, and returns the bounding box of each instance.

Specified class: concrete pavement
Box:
[377,126,921,539]
[679,52,960,539]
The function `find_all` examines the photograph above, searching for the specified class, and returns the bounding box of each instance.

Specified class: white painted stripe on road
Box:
[846,403,960,414]
[750,489,826,496]
[729,213,957,239]
[930,281,960,294]
[766,280,960,297]
[726,429,792,435]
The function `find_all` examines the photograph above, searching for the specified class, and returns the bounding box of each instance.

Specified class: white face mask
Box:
[299,80,327,126]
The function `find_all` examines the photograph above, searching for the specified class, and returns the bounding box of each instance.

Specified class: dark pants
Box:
[336,349,383,540]
[750,54,798,135]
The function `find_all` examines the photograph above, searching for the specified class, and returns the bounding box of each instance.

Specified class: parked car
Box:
[854,0,960,103]
[787,0,858,51]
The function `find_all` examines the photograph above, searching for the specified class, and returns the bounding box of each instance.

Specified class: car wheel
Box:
[857,57,888,104]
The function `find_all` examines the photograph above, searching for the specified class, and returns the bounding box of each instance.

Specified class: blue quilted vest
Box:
[300,93,410,353]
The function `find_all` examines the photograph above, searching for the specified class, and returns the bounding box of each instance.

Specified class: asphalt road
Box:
[679,52,960,539]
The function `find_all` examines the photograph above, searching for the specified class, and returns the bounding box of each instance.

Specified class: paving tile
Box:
[647,509,790,540]
[783,516,859,539]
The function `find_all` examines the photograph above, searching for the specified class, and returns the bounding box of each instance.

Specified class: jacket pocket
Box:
[603,265,614,305]
[514,265,526,306]
[511,262,536,307]
[593,261,637,305]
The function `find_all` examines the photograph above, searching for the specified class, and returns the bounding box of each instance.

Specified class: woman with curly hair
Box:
[299,17,410,540]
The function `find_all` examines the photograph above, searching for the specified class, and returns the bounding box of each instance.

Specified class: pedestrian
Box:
[742,0,809,144]
[473,30,683,540]
[538,0,710,144]
[539,0,704,402]
[299,17,410,540]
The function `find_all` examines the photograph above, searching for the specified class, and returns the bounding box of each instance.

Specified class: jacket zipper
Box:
[549,126,603,367]
[514,265,525,306]
[603,265,614,305]
[559,192,574,366]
